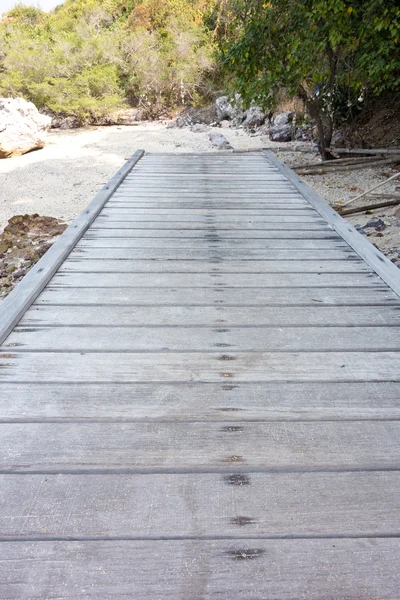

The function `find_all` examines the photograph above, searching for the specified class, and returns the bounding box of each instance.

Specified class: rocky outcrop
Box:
[0,98,52,158]
[168,104,219,128]
[216,94,244,125]
[242,106,266,129]
[269,112,293,142]
[0,214,66,297]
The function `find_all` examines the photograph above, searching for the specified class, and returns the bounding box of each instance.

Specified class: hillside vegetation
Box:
[0,0,220,121]
[0,0,399,146]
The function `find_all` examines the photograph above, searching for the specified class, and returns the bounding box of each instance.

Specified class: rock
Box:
[220,119,231,129]
[269,124,292,142]
[190,123,209,133]
[51,115,80,129]
[242,106,266,129]
[169,104,219,129]
[364,218,386,232]
[273,112,293,127]
[0,98,52,158]
[216,94,244,125]
[208,133,232,150]
[268,111,294,142]
[0,214,67,298]
[331,130,346,147]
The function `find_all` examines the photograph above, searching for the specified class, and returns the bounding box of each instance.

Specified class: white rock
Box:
[208,132,232,150]
[273,111,293,127]
[215,94,244,124]
[0,98,52,158]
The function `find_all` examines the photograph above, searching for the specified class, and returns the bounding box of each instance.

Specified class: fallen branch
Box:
[295,155,400,175]
[290,155,387,170]
[337,197,400,216]
[327,147,400,156]
[340,171,400,208]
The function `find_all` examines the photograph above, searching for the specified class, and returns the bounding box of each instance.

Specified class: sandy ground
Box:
[1,121,399,264]
[0,122,269,229]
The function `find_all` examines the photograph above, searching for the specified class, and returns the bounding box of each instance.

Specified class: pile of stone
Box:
[0,214,66,298]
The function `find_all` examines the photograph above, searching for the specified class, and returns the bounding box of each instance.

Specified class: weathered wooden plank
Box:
[86,229,338,239]
[100,208,314,216]
[1,472,399,538]
[108,199,309,206]
[35,286,398,306]
[67,249,355,261]
[0,151,145,346]
[77,237,349,249]
[1,351,400,382]
[21,305,400,327]
[1,381,400,421]
[1,421,400,471]
[5,325,400,352]
[49,272,380,288]
[61,259,368,274]
[98,211,320,222]
[3,539,399,599]
[92,221,330,230]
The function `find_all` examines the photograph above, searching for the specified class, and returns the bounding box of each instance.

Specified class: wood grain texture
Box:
[1,351,400,382]
[35,286,399,305]
[60,258,366,273]
[21,305,400,327]
[1,381,400,421]
[77,237,350,249]
[3,151,400,598]
[2,539,400,599]
[49,272,380,288]
[1,472,399,538]
[1,421,400,471]
[5,325,400,352]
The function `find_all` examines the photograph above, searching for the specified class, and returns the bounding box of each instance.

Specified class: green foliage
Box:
[220,0,400,156]
[0,0,219,121]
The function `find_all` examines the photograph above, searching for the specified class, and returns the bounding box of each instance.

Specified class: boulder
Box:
[268,111,294,142]
[51,115,80,130]
[0,98,52,158]
[273,112,293,127]
[216,94,244,124]
[209,133,232,150]
[243,106,266,129]
[269,124,292,142]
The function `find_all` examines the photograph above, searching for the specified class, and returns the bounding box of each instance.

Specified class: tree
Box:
[220,0,400,159]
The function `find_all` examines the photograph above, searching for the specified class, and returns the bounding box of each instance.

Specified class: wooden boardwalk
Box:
[1,151,400,598]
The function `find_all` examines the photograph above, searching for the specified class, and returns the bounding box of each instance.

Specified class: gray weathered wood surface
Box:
[1,151,400,598]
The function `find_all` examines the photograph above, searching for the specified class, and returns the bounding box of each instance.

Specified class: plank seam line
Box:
[33,303,397,308]
[0,149,145,346]
[1,466,400,475]
[14,324,400,330]
[264,150,400,298]
[1,534,400,543]
[45,285,385,290]
[1,418,399,424]
[6,349,400,354]
[2,379,397,385]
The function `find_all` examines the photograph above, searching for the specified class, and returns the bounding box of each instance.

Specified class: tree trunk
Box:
[305,99,335,161]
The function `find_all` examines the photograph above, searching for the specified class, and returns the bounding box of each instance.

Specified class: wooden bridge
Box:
[1,150,400,598]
